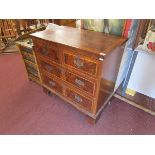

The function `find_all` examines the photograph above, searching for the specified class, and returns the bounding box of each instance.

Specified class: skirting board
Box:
[114,93,155,116]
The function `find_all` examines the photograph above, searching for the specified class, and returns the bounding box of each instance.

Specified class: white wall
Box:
[114,47,133,90]
[127,51,155,99]
[115,20,139,90]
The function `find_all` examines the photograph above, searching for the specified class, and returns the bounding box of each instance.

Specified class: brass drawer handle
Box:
[45,65,52,72]
[74,94,83,103]
[73,56,84,68]
[41,48,49,56]
[49,80,56,87]
[75,78,85,87]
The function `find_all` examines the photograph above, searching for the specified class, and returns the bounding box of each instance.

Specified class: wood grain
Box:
[31,26,127,122]
[31,26,127,56]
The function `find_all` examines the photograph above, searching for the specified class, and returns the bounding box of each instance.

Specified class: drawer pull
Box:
[74,94,83,103]
[41,48,49,56]
[45,65,52,72]
[74,56,84,68]
[75,78,85,87]
[99,58,104,61]
[49,80,56,86]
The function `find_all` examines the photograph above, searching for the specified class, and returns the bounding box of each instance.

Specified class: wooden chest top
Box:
[30,26,127,56]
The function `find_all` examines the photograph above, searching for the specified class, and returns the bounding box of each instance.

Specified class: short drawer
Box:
[66,88,92,112]
[39,60,62,78]
[42,75,63,94]
[65,71,95,96]
[64,52,97,76]
[33,43,60,64]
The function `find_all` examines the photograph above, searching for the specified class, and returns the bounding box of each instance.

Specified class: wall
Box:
[115,20,140,90]
[127,51,155,99]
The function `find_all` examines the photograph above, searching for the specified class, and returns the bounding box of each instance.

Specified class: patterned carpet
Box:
[0,53,155,134]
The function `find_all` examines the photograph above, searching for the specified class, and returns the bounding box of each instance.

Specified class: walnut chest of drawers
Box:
[30,26,127,122]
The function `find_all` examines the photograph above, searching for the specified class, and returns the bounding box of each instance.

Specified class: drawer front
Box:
[66,88,92,112]
[33,42,60,63]
[64,52,97,76]
[39,60,62,78]
[42,75,63,94]
[65,71,95,96]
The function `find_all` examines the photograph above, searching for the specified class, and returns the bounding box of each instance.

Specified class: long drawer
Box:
[64,71,96,96]
[66,88,93,112]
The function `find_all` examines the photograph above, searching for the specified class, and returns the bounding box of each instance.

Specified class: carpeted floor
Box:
[0,53,155,135]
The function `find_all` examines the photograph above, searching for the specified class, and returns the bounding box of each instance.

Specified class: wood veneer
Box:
[31,26,127,122]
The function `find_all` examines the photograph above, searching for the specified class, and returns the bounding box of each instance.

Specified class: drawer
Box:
[42,75,63,94]
[65,71,95,96]
[66,88,92,112]
[39,60,62,78]
[33,43,60,64]
[64,52,97,76]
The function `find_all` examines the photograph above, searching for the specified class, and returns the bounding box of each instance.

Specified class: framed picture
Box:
[108,19,127,36]
[81,19,127,36]
[82,19,105,32]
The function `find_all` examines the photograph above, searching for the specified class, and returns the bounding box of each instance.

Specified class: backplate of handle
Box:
[73,56,84,68]
[75,78,85,87]
[45,65,52,72]
[49,80,55,87]
[41,48,49,56]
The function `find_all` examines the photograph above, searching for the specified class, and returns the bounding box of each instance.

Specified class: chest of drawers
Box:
[31,26,127,122]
